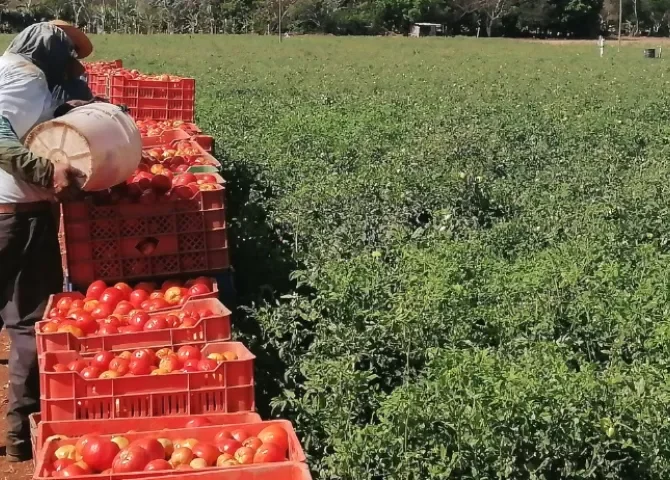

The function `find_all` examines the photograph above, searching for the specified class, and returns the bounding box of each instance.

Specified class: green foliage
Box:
[20,35,670,478]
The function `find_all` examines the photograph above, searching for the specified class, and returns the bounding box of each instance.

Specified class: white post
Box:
[598,36,605,57]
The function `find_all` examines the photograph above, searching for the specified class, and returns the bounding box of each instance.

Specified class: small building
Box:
[409,23,445,37]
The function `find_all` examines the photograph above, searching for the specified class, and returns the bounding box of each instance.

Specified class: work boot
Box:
[5,441,32,462]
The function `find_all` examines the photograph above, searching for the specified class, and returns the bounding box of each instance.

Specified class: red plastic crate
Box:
[34,421,306,480]
[86,71,110,97]
[31,411,261,458]
[110,75,195,122]
[40,342,255,421]
[36,297,230,355]
[60,179,228,285]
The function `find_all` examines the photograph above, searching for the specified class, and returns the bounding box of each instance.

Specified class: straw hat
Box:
[49,20,93,59]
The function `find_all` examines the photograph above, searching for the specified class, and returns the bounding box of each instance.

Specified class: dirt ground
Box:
[0,332,33,479]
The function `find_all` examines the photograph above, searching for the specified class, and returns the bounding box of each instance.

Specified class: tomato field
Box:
[4,34,670,478]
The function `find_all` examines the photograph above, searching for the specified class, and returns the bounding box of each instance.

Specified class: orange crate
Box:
[110,75,195,122]
[34,421,306,480]
[31,411,261,458]
[61,178,228,285]
[39,342,255,421]
[36,297,229,355]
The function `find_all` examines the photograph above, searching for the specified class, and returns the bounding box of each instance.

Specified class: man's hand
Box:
[52,161,84,200]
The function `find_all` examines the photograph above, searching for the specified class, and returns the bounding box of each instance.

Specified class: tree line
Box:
[0,0,668,45]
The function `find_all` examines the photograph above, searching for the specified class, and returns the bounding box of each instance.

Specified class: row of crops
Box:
[89,36,670,479]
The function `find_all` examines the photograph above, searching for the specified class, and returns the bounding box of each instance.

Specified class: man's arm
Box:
[0,115,53,187]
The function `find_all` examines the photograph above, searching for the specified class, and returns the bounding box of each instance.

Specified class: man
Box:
[0,20,93,462]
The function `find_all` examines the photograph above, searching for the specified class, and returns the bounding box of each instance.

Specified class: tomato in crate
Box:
[30,411,262,460]
[33,420,307,479]
[39,342,255,421]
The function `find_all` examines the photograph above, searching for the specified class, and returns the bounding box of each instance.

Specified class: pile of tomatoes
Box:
[45,422,288,477]
[136,119,199,137]
[144,141,218,169]
[84,61,122,75]
[41,278,214,337]
[49,345,238,379]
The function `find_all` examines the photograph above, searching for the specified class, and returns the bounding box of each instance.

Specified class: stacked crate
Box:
[30,61,311,480]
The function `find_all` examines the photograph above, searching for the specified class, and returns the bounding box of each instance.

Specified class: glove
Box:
[52,161,84,200]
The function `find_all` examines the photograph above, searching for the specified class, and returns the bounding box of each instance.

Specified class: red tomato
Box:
[98,324,119,335]
[52,363,69,373]
[67,359,87,373]
[181,359,199,372]
[188,284,211,296]
[132,348,157,364]
[56,297,73,313]
[216,437,242,455]
[191,442,220,466]
[113,301,134,316]
[128,358,152,376]
[92,351,115,371]
[230,428,250,443]
[129,289,150,308]
[75,434,96,458]
[70,299,85,311]
[53,458,74,472]
[73,311,97,335]
[130,438,165,461]
[144,459,172,471]
[180,315,198,328]
[128,311,150,329]
[176,345,201,364]
[113,282,133,300]
[81,366,101,379]
[193,276,214,290]
[253,443,286,463]
[82,436,120,472]
[112,446,151,473]
[144,316,168,331]
[148,298,169,311]
[197,358,218,372]
[165,314,180,328]
[55,464,87,477]
[173,173,197,186]
[109,357,130,376]
[86,280,107,300]
[100,316,121,328]
[257,425,290,453]
[242,436,263,451]
[90,304,113,320]
[41,322,59,334]
[234,446,255,465]
[185,418,212,428]
[100,288,124,307]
